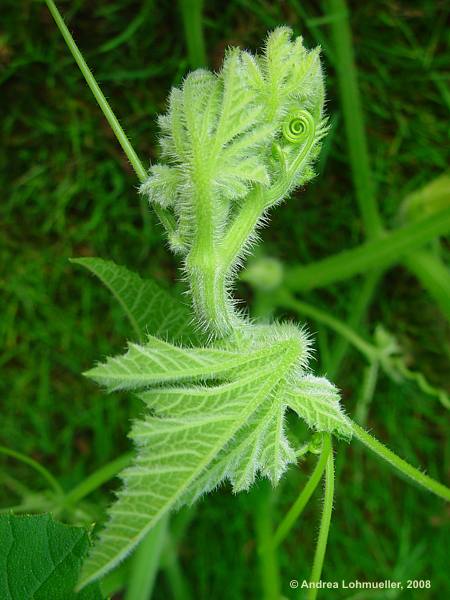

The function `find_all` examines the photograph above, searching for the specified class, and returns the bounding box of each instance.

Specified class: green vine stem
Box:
[285,207,450,292]
[305,435,334,600]
[0,445,63,497]
[177,0,206,69]
[351,422,450,502]
[255,481,281,600]
[273,435,331,547]
[57,452,132,510]
[44,0,175,236]
[276,290,376,360]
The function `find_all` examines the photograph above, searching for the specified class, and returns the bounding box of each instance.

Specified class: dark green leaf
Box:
[71,257,199,343]
[0,514,103,600]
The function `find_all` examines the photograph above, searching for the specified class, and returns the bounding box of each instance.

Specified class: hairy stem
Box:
[351,422,450,501]
[192,186,268,334]
[220,187,266,271]
[306,436,334,600]
[273,435,331,547]
[352,363,379,494]
[186,178,232,333]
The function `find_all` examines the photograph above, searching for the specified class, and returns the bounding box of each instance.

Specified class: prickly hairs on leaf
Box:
[79,325,351,588]
[139,26,328,336]
[78,29,345,589]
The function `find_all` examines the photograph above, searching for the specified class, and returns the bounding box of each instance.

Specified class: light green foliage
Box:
[79,28,351,588]
[0,514,102,600]
[140,27,327,333]
[80,325,350,587]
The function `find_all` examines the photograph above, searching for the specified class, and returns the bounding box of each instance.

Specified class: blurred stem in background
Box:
[124,517,168,600]
[177,0,207,68]
[403,250,450,323]
[284,209,450,292]
[0,446,63,498]
[325,0,450,324]
[326,0,384,239]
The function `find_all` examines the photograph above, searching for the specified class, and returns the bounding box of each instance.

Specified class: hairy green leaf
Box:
[141,27,326,258]
[79,326,350,588]
[0,514,102,600]
[286,375,351,440]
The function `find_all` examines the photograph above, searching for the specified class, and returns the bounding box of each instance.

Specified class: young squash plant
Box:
[44,1,450,594]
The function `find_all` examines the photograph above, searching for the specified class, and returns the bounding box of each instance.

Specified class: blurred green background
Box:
[1,1,449,598]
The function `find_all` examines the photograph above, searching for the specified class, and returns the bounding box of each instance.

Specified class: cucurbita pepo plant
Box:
[81,29,351,588]
[44,2,450,593]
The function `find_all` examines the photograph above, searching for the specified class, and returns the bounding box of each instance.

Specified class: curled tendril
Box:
[282,109,315,144]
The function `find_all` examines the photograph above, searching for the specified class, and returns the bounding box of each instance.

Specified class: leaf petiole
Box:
[44,0,176,235]
[0,445,63,497]
[273,434,331,547]
[351,422,450,501]
[306,435,334,600]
